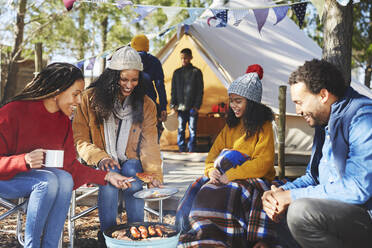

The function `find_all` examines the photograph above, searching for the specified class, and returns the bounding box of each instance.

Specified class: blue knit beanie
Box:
[227,72,262,103]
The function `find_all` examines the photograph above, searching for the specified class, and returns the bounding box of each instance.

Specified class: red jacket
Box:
[0,100,107,189]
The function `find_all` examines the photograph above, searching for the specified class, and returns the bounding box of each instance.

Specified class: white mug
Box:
[44,150,64,168]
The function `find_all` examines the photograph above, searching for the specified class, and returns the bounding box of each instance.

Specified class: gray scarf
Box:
[103,96,133,163]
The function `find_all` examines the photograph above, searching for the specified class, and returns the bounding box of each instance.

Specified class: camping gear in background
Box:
[157,0,372,155]
[210,102,228,117]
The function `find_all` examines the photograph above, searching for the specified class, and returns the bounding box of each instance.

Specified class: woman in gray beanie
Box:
[177,71,277,247]
[72,46,163,246]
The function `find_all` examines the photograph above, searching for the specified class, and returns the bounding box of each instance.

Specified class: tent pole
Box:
[278,86,286,179]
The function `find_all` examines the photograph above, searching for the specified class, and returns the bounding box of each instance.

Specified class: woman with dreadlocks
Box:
[72,46,162,244]
[0,63,132,248]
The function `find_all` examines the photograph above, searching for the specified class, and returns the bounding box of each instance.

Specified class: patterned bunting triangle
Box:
[253,8,269,33]
[292,2,308,28]
[210,9,228,27]
[273,6,289,25]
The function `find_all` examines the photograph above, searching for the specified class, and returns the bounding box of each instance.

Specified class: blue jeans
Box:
[0,168,73,248]
[98,159,144,231]
[177,110,198,152]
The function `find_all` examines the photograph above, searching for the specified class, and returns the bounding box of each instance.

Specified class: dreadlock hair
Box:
[1,62,83,108]
[89,68,146,124]
[226,99,274,139]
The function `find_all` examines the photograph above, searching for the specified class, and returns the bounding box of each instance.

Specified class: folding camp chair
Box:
[0,197,28,246]
[0,196,63,247]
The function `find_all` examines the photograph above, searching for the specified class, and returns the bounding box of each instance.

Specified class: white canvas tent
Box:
[158,0,372,155]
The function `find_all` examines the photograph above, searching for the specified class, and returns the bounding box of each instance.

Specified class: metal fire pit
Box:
[103,222,180,248]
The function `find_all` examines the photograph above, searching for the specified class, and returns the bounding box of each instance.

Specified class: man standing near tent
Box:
[262,59,372,247]
[131,34,167,140]
[170,48,204,152]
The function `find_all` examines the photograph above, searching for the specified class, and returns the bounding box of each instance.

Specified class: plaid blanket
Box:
[176,149,251,233]
[177,178,284,248]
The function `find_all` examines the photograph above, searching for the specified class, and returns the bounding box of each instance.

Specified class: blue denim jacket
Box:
[282,87,372,218]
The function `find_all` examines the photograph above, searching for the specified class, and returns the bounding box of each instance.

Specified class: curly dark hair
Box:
[226,99,274,139]
[1,62,83,107]
[89,68,145,124]
[288,59,347,98]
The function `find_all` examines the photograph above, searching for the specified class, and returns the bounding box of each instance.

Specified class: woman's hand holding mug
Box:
[25,149,46,168]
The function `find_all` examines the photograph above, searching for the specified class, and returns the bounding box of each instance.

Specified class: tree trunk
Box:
[99,15,108,73]
[78,8,86,60]
[3,0,27,100]
[322,0,353,86]
[34,42,43,73]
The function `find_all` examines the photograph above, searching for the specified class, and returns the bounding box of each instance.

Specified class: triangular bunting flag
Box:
[116,0,133,9]
[131,6,156,24]
[231,9,249,26]
[76,61,85,70]
[63,0,76,11]
[163,8,181,24]
[85,57,96,70]
[310,0,325,21]
[253,8,269,33]
[162,7,181,31]
[183,8,203,25]
[273,6,289,25]
[210,9,228,27]
[292,2,308,28]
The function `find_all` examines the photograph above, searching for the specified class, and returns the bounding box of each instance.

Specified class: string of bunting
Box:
[68,0,358,71]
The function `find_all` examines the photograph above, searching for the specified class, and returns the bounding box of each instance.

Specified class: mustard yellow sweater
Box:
[204,121,275,182]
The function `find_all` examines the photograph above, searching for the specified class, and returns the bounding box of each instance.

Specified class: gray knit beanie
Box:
[228,72,262,103]
[108,46,143,71]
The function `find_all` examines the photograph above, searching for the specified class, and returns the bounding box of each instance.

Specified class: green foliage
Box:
[0,0,211,63]
[352,0,372,69]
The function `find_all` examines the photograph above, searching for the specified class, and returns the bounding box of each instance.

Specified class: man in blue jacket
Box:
[262,59,372,247]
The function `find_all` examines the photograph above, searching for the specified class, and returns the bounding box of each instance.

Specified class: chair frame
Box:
[1,197,63,247]
[0,197,27,246]
[68,187,99,248]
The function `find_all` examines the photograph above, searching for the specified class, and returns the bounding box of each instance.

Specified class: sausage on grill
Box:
[130,226,141,239]
[148,225,156,236]
[138,225,148,239]
[155,226,163,237]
